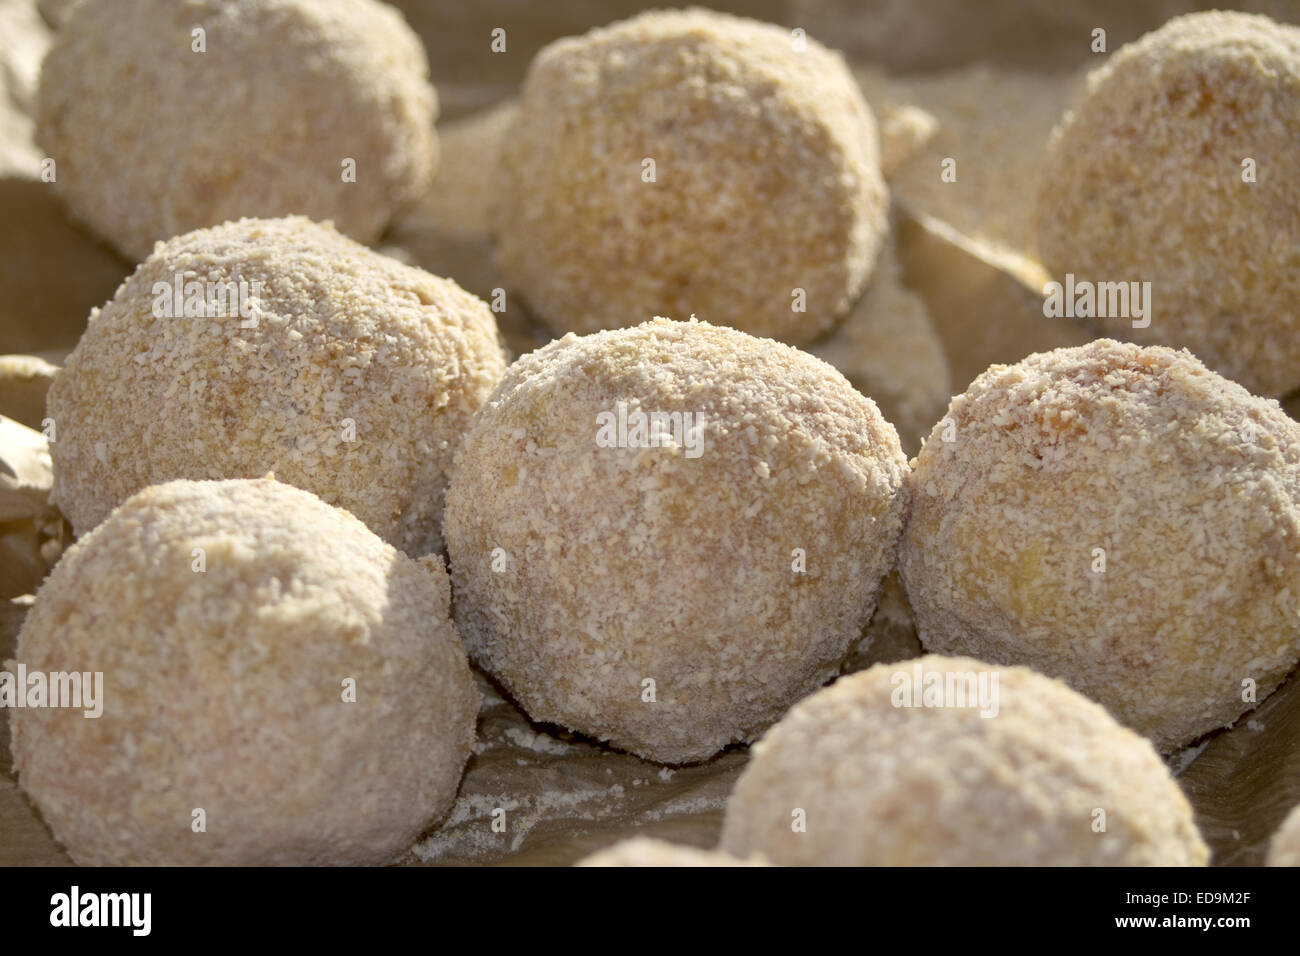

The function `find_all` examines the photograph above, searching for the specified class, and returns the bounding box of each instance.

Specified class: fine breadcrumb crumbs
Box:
[899,339,1300,751]
[47,216,506,555]
[444,317,908,764]
[721,655,1209,866]
[37,0,438,259]
[493,8,888,344]
[1035,11,1300,396]
[9,476,479,866]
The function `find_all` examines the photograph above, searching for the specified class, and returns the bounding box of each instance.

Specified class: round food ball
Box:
[37,0,438,260]
[721,655,1209,866]
[48,216,506,555]
[493,9,887,345]
[1268,804,1300,866]
[9,477,478,866]
[444,318,908,764]
[1034,11,1300,396]
[576,838,768,867]
[898,339,1300,751]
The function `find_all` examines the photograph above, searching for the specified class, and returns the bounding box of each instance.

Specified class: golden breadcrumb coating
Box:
[1035,11,1300,396]
[898,339,1300,751]
[576,837,768,866]
[47,216,506,555]
[9,477,478,865]
[721,655,1209,866]
[444,317,908,764]
[37,0,438,259]
[1268,803,1300,866]
[493,8,887,344]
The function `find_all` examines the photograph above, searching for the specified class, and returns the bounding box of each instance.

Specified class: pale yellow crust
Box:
[721,655,1209,866]
[1035,11,1300,396]
[444,317,908,764]
[47,216,507,555]
[493,8,887,344]
[37,0,438,259]
[9,477,479,865]
[898,339,1300,751]
[576,837,768,867]
[1268,803,1300,866]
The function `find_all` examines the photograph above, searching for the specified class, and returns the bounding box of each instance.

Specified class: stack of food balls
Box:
[9,1,1300,867]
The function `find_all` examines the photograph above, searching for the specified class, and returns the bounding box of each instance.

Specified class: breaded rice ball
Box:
[1035,11,1300,396]
[576,837,769,867]
[444,318,908,764]
[721,655,1209,866]
[898,339,1300,751]
[493,8,887,345]
[1268,803,1300,866]
[37,0,438,260]
[9,477,478,866]
[47,216,506,555]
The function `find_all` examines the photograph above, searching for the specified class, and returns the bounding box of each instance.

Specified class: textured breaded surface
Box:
[444,318,908,764]
[898,339,1300,751]
[494,8,887,344]
[9,477,478,865]
[37,0,438,259]
[576,837,767,867]
[47,216,506,555]
[721,655,1209,866]
[1268,803,1300,866]
[1035,11,1300,396]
